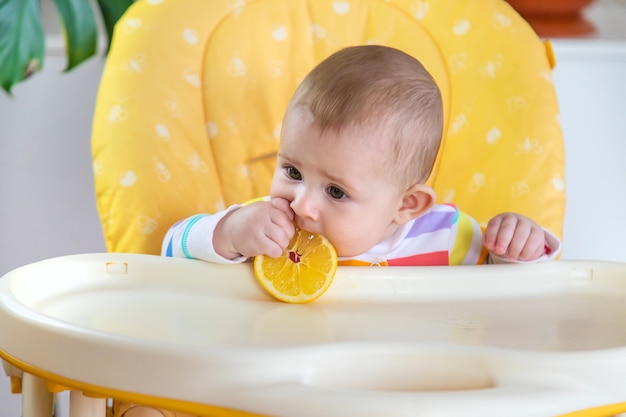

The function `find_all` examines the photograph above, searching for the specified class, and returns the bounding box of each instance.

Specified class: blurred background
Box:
[1,0,625,415]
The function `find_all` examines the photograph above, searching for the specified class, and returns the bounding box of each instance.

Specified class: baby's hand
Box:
[483,213,546,261]
[214,198,295,260]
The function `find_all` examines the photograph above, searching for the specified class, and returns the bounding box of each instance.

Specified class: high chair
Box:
[4,0,626,416]
[91,0,567,256]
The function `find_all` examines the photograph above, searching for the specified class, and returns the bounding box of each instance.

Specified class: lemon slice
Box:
[254,227,338,303]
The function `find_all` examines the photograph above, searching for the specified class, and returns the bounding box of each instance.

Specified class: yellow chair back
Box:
[92,0,565,255]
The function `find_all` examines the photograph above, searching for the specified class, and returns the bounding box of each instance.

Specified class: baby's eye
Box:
[326,185,347,200]
[285,166,302,181]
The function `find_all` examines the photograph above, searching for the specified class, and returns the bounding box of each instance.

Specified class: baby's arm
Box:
[483,213,560,262]
[161,198,295,263]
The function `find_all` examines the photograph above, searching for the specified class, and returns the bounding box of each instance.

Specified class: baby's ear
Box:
[395,184,436,225]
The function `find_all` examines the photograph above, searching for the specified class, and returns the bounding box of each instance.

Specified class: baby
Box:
[162,45,560,266]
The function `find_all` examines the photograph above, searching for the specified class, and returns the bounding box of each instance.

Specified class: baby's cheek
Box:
[269,179,291,201]
[324,233,346,256]
[330,234,368,258]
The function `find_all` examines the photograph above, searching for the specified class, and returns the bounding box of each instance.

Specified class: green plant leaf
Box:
[96,0,134,52]
[0,0,45,94]
[51,0,98,71]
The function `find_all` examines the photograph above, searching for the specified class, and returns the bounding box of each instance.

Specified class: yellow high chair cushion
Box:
[92,0,565,255]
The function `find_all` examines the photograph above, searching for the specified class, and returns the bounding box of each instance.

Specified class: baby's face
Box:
[270,107,405,257]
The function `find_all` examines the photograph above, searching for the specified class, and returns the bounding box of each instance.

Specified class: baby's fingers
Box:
[484,215,517,256]
[263,224,293,257]
[483,216,502,251]
[260,238,285,258]
[505,221,532,260]
[516,226,546,261]
[271,197,295,221]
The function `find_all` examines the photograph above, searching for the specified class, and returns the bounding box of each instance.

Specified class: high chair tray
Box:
[2,253,626,417]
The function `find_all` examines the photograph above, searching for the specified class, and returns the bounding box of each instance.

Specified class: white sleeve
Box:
[161,204,248,264]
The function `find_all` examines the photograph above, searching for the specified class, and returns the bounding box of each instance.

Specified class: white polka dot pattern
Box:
[92,0,565,255]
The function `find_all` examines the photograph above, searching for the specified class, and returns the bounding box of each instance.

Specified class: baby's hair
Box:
[286,45,443,187]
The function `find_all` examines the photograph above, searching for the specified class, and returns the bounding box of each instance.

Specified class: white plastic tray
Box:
[2,253,626,417]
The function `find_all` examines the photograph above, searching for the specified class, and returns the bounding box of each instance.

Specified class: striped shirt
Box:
[162,201,544,266]
[337,203,487,266]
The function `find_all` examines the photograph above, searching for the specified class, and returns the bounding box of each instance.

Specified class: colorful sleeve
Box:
[448,208,488,265]
[161,204,246,263]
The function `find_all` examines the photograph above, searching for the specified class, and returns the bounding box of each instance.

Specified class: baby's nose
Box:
[290,190,319,221]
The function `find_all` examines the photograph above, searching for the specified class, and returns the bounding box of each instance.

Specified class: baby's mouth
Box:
[294,217,317,235]
[294,217,307,232]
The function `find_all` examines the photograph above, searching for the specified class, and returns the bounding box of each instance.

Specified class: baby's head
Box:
[271,45,443,256]
[285,44,443,188]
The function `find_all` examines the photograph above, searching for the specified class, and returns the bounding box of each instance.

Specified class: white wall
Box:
[553,40,626,262]
[0,56,107,273]
[0,55,107,417]
[1,4,626,416]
